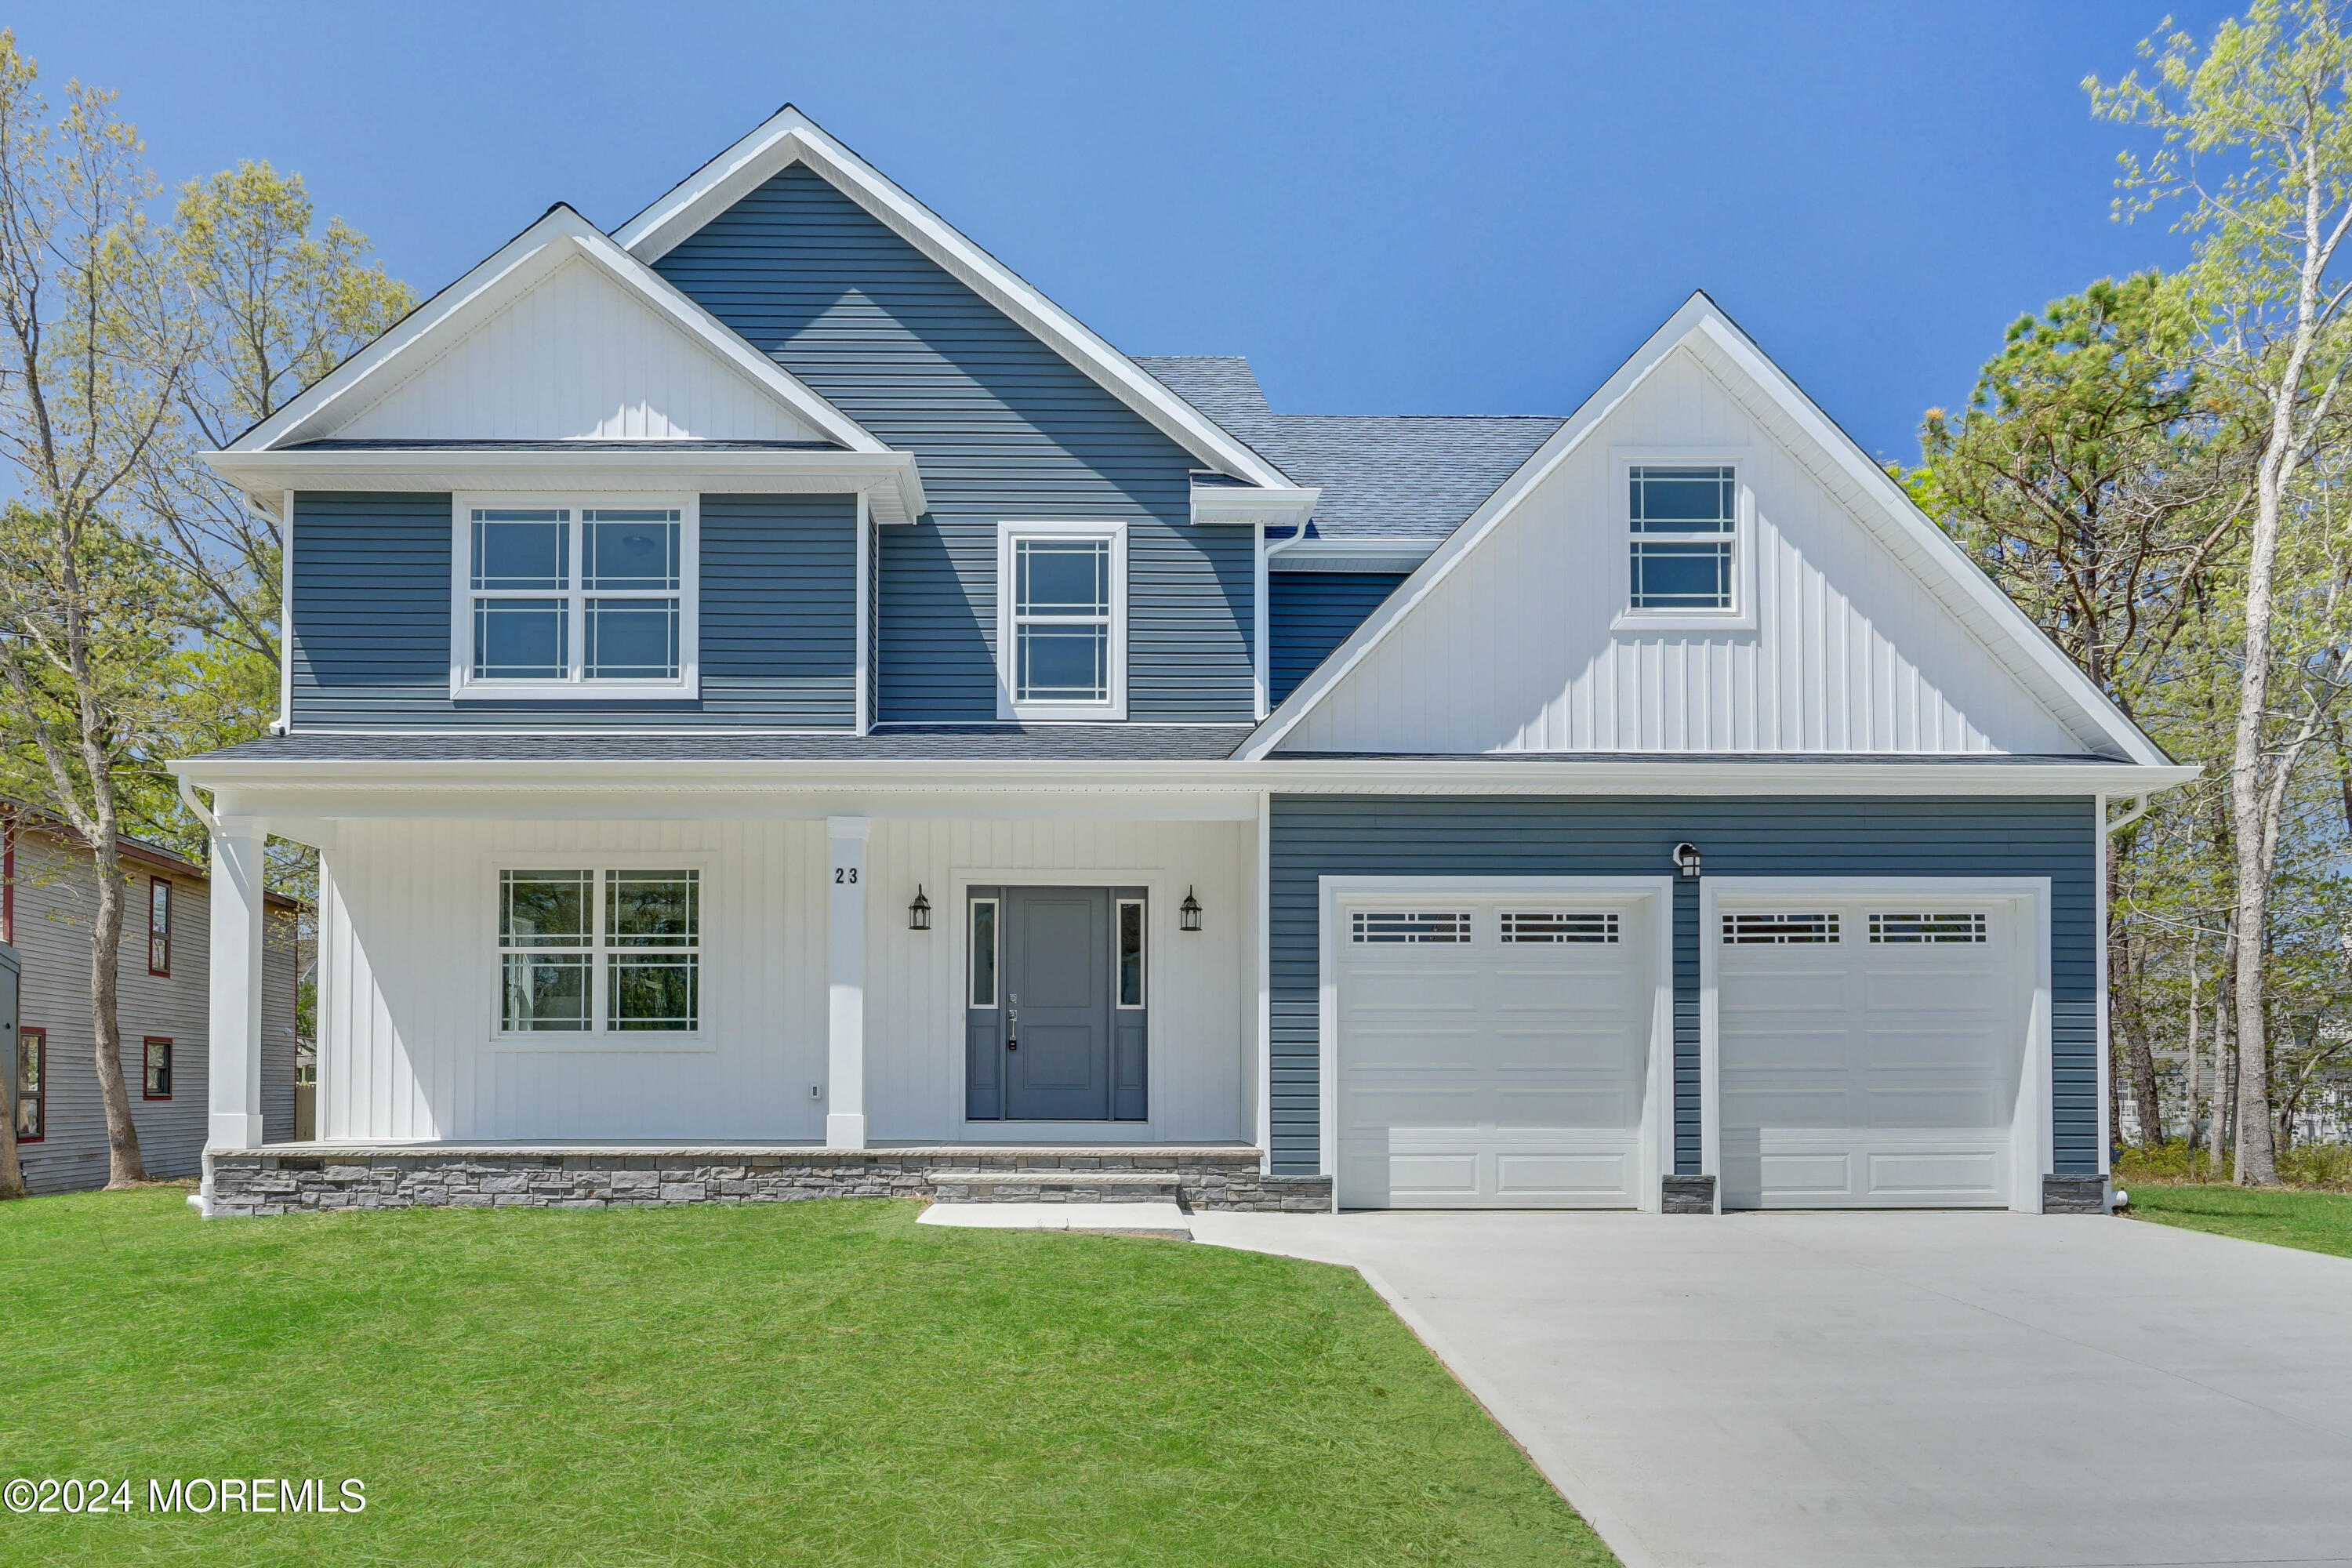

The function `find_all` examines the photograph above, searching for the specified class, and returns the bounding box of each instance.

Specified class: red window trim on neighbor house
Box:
[143,1036,172,1101]
[15,1026,42,1142]
[148,876,172,978]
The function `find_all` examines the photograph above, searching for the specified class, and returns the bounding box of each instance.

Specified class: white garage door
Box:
[1337,895,1656,1209]
[1716,898,2028,1209]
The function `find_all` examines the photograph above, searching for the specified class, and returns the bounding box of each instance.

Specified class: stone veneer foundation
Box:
[203,1145,1334,1218]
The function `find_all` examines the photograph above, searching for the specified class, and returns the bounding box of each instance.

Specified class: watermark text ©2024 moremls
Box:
[6,1477,365,1515]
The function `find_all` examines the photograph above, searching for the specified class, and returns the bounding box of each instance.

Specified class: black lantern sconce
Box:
[909,885,932,931]
[1673,843,1703,880]
[1178,887,1203,932]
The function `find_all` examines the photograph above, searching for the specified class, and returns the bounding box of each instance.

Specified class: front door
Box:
[966,885,1147,1121]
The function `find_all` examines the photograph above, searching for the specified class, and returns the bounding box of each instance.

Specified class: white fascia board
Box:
[227,205,884,459]
[1267,535,1437,572]
[1675,310,2168,768]
[1237,291,2174,768]
[1235,295,1708,760]
[169,753,2198,801]
[613,107,1294,490]
[201,447,927,526]
[1192,485,1319,528]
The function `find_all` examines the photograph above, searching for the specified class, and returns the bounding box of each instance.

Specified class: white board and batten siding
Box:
[314,815,1250,1145]
[9,830,298,1194]
[1282,348,2090,757]
[332,255,828,445]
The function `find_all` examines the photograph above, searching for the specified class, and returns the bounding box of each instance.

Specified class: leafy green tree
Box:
[1910,272,2241,1146]
[0,32,199,1188]
[2092,0,2352,1182]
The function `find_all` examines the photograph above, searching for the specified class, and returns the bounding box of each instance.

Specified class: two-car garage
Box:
[1327,877,2045,1213]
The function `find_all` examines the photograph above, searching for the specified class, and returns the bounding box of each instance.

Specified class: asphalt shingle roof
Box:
[1133,356,1564,543]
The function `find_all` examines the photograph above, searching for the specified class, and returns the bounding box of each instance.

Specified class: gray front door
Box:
[965,885,1146,1122]
[1004,886,1111,1120]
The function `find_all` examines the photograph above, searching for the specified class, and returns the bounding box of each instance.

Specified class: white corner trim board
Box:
[613,106,1292,492]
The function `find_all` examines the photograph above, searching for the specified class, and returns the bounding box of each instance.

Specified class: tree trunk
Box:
[2209,937,2234,1179]
[88,843,145,1188]
[0,1068,23,1199]
[2182,938,2201,1149]
[2229,449,2285,1185]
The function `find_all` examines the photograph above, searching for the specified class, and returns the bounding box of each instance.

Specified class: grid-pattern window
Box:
[1011,536,1112,703]
[147,877,172,976]
[1868,913,1988,944]
[468,507,683,685]
[143,1038,172,1100]
[1501,911,1621,943]
[1628,464,1737,610]
[1351,911,1473,944]
[14,1027,42,1142]
[1723,913,1838,944]
[498,869,701,1033]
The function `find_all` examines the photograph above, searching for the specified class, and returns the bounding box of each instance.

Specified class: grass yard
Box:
[0,1189,1612,1567]
[2121,1181,2352,1261]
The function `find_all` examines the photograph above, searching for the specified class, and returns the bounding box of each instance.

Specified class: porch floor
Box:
[242,1140,1263,1159]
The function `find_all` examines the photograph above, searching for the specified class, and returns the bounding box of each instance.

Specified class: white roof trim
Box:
[200,447,927,527]
[1236,292,2173,768]
[614,106,1294,490]
[225,204,885,459]
[1191,484,1318,528]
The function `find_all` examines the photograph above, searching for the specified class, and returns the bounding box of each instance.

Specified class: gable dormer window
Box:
[996,521,1127,720]
[1613,459,1755,633]
[452,495,699,698]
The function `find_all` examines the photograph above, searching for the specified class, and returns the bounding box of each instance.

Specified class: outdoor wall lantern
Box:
[1178,887,1203,932]
[1673,843,1703,879]
[909,885,931,931]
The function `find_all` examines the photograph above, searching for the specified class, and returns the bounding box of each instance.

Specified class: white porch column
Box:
[825,816,871,1149]
[207,815,268,1151]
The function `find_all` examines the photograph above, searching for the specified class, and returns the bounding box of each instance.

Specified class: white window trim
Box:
[485,855,713,1053]
[995,520,1128,721]
[449,492,702,700]
[1609,448,1758,634]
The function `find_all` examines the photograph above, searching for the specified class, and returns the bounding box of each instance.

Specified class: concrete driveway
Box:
[1189,1208,2352,1568]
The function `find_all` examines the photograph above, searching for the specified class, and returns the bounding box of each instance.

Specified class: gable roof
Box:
[1137,357,1564,541]
[223,204,884,457]
[614,107,1295,491]
[1236,292,2175,768]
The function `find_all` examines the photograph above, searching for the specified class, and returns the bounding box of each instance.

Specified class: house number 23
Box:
[834,867,858,884]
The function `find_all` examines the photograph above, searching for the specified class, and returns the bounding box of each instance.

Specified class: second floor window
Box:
[998,522,1127,720]
[1628,465,1737,612]
[148,877,172,976]
[455,499,697,697]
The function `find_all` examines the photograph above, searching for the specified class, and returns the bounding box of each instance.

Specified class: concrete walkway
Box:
[1189,1208,2352,1568]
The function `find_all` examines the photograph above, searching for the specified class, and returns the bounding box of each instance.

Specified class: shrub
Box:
[2116,1139,2352,1190]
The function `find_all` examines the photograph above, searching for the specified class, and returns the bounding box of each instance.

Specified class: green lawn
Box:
[0,1189,1611,1567]
[2122,1181,2352,1260]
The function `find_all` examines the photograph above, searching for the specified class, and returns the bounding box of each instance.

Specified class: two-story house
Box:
[174,108,2192,1219]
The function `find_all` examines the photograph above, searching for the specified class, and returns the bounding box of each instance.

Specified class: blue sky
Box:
[22,1,2240,460]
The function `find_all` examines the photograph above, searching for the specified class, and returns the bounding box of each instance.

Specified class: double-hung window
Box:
[997,522,1127,720]
[498,868,701,1036]
[1625,464,1740,615]
[143,1038,172,1100]
[456,498,697,697]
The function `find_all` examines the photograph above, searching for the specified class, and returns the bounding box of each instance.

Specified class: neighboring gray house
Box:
[5,812,299,1195]
[176,107,2193,1221]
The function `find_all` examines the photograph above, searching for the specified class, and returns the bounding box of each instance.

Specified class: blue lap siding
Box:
[651,164,1256,723]
[1269,571,1408,704]
[289,491,857,728]
[1267,794,2098,1181]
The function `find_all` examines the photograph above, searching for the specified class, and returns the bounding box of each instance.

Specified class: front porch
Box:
[203,1141,1331,1216]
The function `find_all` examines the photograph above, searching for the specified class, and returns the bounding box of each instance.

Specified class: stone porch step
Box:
[919,1201,1191,1239]
[921,1168,1182,1186]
